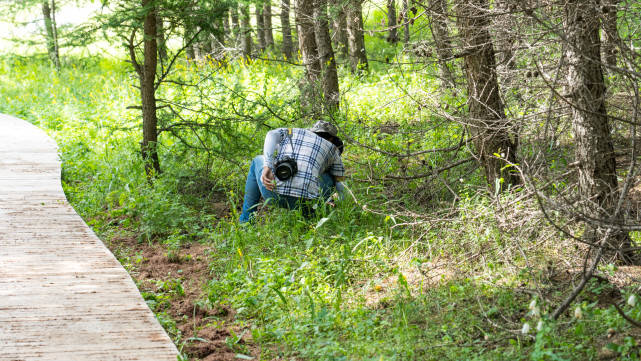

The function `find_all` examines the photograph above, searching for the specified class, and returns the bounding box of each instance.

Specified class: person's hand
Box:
[261,166,276,191]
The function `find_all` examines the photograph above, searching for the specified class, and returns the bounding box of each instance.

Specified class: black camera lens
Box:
[275,157,298,181]
[275,163,293,180]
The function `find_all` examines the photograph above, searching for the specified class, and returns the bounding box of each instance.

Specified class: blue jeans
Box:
[239,155,336,223]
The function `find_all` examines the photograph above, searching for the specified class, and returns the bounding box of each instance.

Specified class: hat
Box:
[309,121,338,137]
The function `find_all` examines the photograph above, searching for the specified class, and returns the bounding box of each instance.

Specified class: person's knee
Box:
[320,172,335,186]
[252,155,264,166]
[319,173,336,198]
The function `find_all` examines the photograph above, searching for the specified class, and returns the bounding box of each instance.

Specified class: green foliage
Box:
[1,27,639,359]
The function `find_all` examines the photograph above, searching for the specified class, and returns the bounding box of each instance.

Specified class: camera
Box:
[274,156,298,181]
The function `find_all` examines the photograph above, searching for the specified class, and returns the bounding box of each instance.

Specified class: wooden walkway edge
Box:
[0,114,179,360]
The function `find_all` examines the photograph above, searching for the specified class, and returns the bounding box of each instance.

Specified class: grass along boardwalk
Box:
[0,114,179,360]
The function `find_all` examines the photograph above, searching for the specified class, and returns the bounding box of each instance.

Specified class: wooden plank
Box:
[0,114,179,361]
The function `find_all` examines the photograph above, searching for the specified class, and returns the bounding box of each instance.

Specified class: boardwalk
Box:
[0,114,179,360]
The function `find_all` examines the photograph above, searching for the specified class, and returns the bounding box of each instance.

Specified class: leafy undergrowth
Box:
[2,53,641,361]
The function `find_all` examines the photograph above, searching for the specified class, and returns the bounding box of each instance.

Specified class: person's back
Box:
[239,121,345,223]
[270,127,343,200]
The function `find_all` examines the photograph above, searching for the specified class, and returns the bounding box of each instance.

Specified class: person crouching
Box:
[239,121,346,223]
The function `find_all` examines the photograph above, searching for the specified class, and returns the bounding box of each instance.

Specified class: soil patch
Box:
[105,232,259,360]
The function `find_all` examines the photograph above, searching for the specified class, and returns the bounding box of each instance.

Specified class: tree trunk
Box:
[222,9,230,47]
[198,29,213,58]
[387,0,398,43]
[402,0,409,44]
[185,43,195,59]
[50,0,60,68]
[291,7,299,56]
[42,0,60,70]
[494,0,515,69]
[564,0,632,262]
[281,0,294,59]
[456,0,518,192]
[297,0,321,78]
[601,0,620,69]
[231,6,241,49]
[330,0,349,57]
[431,0,453,87]
[345,0,368,72]
[240,4,252,57]
[185,28,196,59]
[156,13,168,62]
[192,25,203,59]
[314,0,340,112]
[297,0,322,115]
[184,18,196,59]
[264,1,274,48]
[256,3,266,51]
[210,15,224,59]
[141,0,161,177]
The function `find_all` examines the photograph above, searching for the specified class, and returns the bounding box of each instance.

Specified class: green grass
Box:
[1,20,641,359]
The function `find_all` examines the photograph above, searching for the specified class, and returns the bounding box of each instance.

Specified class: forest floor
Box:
[104,228,260,360]
[5,53,641,359]
[98,197,265,361]
[97,208,641,361]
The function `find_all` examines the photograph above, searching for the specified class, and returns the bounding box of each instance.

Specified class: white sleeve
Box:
[263,129,285,168]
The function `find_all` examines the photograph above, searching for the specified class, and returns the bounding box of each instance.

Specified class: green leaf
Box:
[270,286,289,310]
[185,337,208,342]
[315,217,330,229]
[234,354,254,360]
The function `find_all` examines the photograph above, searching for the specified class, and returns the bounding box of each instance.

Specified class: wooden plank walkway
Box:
[0,114,179,360]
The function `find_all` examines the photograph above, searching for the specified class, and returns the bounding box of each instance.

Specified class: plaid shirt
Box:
[268,128,345,199]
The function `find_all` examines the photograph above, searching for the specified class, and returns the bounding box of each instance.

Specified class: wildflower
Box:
[574,306,583,319]
[521,322,531,334]
[628,294,637,307]
[531,307,540,317]
[536,320,544,332]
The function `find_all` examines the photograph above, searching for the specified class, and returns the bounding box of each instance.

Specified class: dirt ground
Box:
[106,233,259,361]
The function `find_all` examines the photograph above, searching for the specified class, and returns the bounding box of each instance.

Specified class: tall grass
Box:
[1,27,638,360]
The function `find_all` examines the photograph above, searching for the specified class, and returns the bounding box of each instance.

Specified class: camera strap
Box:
[286,128,297,160]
